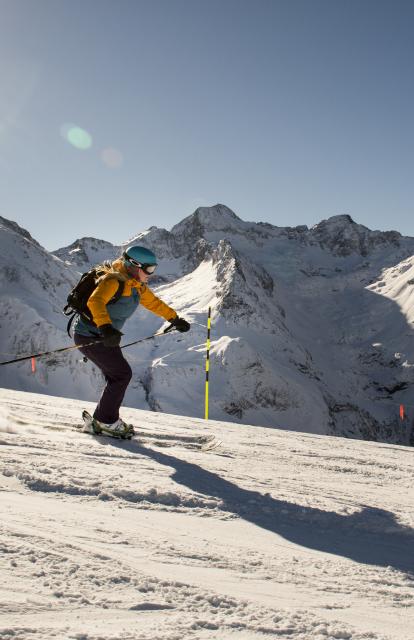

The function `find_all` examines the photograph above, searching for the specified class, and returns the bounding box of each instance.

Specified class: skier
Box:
[73,245,190,437]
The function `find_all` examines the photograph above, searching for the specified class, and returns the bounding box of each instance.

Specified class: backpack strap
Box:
[66,312,77,338]
[111,279,125,303]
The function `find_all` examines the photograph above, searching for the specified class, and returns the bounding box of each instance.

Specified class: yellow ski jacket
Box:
[74,259,177,336]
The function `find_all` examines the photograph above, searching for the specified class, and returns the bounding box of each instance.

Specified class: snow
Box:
[1,387,413,639]
[367,256,414,325]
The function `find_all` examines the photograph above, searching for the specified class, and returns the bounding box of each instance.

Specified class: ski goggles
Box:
[125,256,157,275]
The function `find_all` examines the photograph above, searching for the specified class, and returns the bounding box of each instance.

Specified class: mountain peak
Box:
[0,215,42,248]
[171,204,242,237]
[311,214,356,232]
[193,204,241,223]
[52,236,117,267]
[310,214,400,257]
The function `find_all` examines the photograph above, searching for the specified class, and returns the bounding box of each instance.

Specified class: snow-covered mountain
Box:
[2,206,414,444]
[0,216,106,400]
[53,236,118,269]
[1,387,413,640]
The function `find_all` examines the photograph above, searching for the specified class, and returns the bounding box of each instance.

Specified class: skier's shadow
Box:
[109,439,414,576]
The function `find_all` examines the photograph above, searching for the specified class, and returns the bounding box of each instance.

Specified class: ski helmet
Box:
[123,245,158,275]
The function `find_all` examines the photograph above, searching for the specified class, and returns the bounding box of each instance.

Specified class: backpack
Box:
[63,261,125,337]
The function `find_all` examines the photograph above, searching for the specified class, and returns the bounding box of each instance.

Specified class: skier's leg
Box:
[74,334,132,424]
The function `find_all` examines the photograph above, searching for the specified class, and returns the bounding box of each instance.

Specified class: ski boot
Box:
[82,410,135,440]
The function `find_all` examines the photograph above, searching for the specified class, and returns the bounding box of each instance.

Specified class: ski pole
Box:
[0,340,103,366]
[120,322,175,350]
[0,324,176,367]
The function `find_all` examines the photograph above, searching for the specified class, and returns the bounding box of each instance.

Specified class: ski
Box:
[150,436,222,452]
[199,437,222,452]
[132,428,221,451]
[10,410,221,452]
[138,430,216,446]
[79,410,221,451]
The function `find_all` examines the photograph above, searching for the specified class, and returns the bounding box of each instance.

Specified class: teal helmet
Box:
[123,245,158,275]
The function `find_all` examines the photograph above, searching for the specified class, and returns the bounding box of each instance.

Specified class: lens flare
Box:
[101,147,123,168]
[60,123,92,150]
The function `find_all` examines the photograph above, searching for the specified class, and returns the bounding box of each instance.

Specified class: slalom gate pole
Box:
[0,324,176,367]
[204,306,211,421]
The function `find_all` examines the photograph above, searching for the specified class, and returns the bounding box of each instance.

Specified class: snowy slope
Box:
[367,254,414,325]
[1,388,413,640]
[3,206,414,443]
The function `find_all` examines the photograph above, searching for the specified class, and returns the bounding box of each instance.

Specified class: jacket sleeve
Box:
[139,285,177,321]
[87,278,120,327]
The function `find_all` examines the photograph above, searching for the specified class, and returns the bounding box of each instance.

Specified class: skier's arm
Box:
[87,278,120,327]
[139,285,177,322]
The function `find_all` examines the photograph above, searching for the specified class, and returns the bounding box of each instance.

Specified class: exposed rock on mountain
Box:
[309,214,401,257]
[212,240,279,331]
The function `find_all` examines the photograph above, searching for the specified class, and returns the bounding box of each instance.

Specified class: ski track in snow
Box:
[1,389,414,639]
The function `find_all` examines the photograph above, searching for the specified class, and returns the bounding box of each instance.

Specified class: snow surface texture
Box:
[1,388,413,639]
[2,207,414,443]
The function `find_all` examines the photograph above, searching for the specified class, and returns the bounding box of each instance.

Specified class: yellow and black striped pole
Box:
[205,306,211,420]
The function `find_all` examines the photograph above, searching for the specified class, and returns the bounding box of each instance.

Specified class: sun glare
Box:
[60,123,92,150]
[101,147,123,169]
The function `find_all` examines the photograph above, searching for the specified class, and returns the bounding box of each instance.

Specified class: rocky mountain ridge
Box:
[54,206,405,271]
[2,206,414,443]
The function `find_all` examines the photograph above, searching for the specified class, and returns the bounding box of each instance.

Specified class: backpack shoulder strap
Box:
[111,279,125,303]
[66,312,77,338]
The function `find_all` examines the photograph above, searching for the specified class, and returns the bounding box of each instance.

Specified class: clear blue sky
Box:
[0,0,413,250]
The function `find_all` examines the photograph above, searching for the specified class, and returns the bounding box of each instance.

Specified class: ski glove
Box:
[171,316,191,333]
[99,324,123,347]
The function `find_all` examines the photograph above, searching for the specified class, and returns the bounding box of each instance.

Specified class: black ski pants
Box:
[74,333,132,424]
